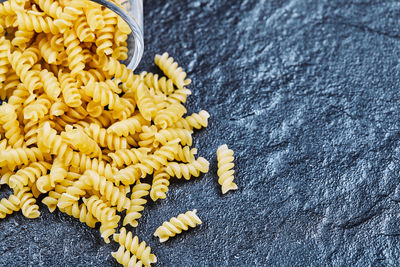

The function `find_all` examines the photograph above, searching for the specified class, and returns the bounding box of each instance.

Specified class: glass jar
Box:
[89,0,144,71]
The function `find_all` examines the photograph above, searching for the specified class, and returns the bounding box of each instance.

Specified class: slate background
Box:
[2,0,400,266]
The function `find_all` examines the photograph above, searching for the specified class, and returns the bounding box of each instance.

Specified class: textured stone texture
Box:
[2,0,400,266]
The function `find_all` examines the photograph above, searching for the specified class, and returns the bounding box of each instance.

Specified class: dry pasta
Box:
[154,209,202,243]
[217,144,238,194]
[0,0,222,265]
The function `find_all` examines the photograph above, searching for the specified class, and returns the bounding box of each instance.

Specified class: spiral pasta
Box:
[0,37,10,86]
[150,169,170,202]
[59,70,81,107]
[136,82,157,121]
[62,127,101,158]
[8,50,42,94]
[173,110,210,131]
[63,29,85,77]
[84,2,104,31]
[0,195,21,219]
[123,182,150,227]
[95,9,115,56]
[112,245,143,267]
[0,147,48,168]
[16,10,63,34]
[154,103,187,129]
[40,69,62,100]
[83,78,120,109]
[155,128,193,146]
[154,209,202,242]
[63,201,98,228]
[114,227,157,266]
[0,103,24,148]
[23,95,52,122]
[217,144,238,194]
[49,157,67,187]
[81,170,130,212]
[107,114,149,137]
[74,15,94,42]
[83,195,119,243]
[68,152,118,180]
[9,161,51,190]
[165,157,209,180]
[83,123,128,151]
[108,148,149,168]
[174,146,197,163]
[16,187,41,219]
[155,52,191,89]
[143,72,175,96]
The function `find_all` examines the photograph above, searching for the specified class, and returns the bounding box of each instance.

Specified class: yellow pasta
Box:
[150,169,170,202]
[0,195,21,219]
[0,103,25,148]
[112,245,143,267]
[155,52,191,89]
[165,157,210,180]
[123,182,150,227]
[114,227,157,266]
[154,209,202,243]
[0,1,218,263]
[217,144,238,194]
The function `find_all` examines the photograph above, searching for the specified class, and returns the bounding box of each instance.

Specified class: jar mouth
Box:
[0,0,144,72]
[89,0,144,71]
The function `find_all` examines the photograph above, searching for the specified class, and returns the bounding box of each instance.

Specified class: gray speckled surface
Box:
[3,0,400,266]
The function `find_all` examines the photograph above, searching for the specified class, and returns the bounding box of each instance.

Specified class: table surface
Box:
[2,0,400,266]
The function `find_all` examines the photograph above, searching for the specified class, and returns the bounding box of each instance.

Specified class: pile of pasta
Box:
[0,0,238,265]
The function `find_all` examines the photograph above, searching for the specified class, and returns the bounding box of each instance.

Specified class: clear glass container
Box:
[89,0,144,71]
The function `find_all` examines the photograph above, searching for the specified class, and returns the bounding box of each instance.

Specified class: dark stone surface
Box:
[2,0,400,266]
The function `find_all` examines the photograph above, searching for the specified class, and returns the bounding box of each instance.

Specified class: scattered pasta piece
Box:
[154,209,202,243]
[217,144,238,194]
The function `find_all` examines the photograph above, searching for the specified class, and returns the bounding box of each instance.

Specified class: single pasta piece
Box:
[155,128,193,147]
[15,187,40,219]
[136,82,157,121]
[123,182,150,227]
[40,69,61,100]
[154,209,202,243]
[0,37,10,85]
[61,127,101,158]
[9,161,51,190]
[112,245,143,267]
[8,50,42,94]
[150,169,170,202]
[173,110,210,131]
[15,10,63,34]
[114,227,157,266]
[107,114,149,137]
[83,195,119,243]
[59,70,82,107]
[154,103,187,129]
[0,103,25,148]
[155,52,191,89]
[0,195,21,219]
[49,157,67,187]
[174,146,197,163]
[83,123,129,151]
[108,147,150,168]
[63,29,85,77]
[0,147,49,169]
[217,144,238,194]
[62,201,98,228]
[165,157,209,180]
[23,94,52,122]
